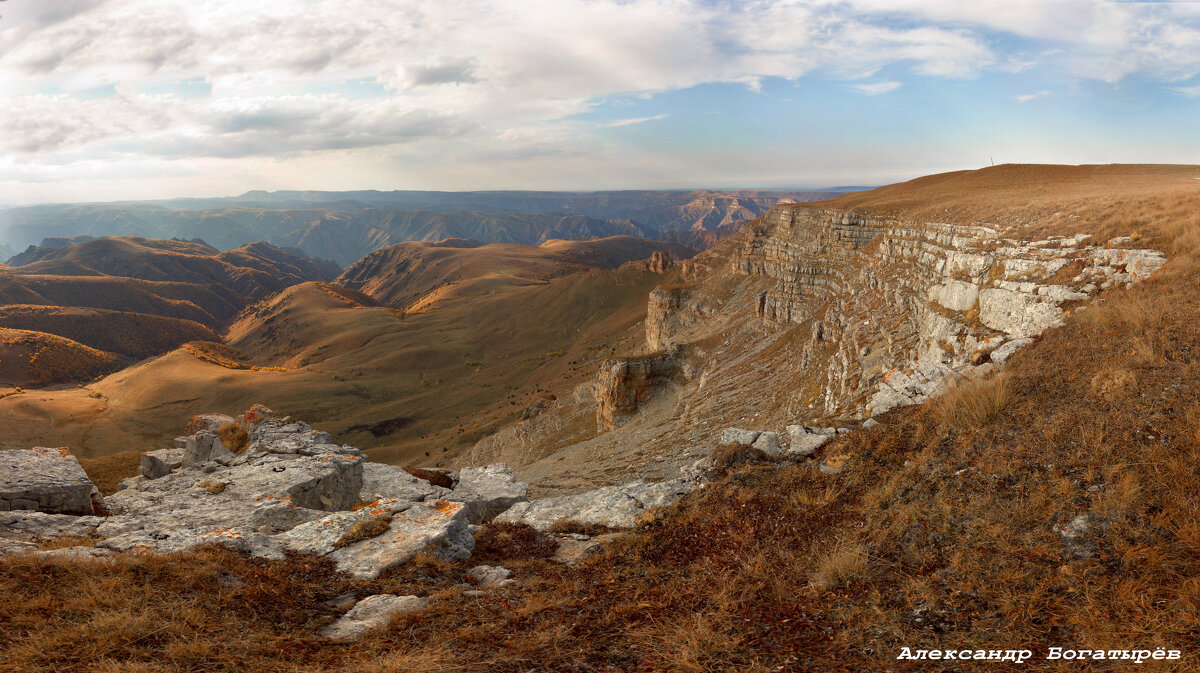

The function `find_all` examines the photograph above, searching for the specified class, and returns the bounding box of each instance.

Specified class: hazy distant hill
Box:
[0,236,335,386]
[0,188,859,267]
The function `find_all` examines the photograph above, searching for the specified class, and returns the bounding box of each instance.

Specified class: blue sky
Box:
[0,0,1198,203]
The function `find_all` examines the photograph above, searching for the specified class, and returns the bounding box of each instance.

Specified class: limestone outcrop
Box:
[0,448,105,515]
[321,594,429,641]
[0,408,528,578]
[495,472,701,531]
[648,205,1167,419]
[595,350,684,431]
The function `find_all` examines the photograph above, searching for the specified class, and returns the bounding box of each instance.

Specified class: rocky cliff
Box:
[644,205,1165,419]
[472,202,1167,491]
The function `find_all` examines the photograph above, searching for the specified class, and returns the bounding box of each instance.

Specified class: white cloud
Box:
[1170,83,1200,97]
[1014,91,1051,102]
[1,0,1199,201]
[603,114,670,128]
[850,81,902,95]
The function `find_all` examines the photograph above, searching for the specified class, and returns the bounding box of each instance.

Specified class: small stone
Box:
[466,565,513,587]
[320,594,429,641]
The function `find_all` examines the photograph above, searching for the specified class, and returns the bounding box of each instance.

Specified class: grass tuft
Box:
[333,514,394,549]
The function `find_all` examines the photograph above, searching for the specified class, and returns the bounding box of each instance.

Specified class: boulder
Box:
[495,479,697,531]
[184,413,234,435]
[720,428,761,446]
[283,499,474,579]
[785,426,842,457]
[449,465,528,523]
[320,594,429,641]
[360,462,449,504]
[98,422,364,553]
[139,449,186,480]
[237,404,275,434]
[751,431,779,454]
[0,447,103,515]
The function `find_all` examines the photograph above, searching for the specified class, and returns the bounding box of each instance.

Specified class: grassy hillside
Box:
[0,305,218,358]
[0,262,673,460]
[0,327,121,387]
[0,236,333,387]
[336,236,690,309]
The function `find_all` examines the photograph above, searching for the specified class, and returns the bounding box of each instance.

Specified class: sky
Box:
[0,0,1199,204]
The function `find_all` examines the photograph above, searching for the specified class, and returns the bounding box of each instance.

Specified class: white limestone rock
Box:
[360,462,448,504]
[139,449,185,480]
[495,479,697,531]
[0,447,102,515]
[321,594,429,641]
[283,499,474,579]
[785,426,839,457]
[0,511,103,541]
[979,288,1064,338]
[989,338,1034,364]
[929,279,980,311]
[449,465,528,523]
[751,432,780,454]
[466,564,513,587]
[720,428,761,446]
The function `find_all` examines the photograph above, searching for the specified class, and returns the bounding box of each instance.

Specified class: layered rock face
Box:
[0,448,105,515]
[647,205,1166,419]
[594,350,684,431]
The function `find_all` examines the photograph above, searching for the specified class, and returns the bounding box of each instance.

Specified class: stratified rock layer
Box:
[0,448,103,515]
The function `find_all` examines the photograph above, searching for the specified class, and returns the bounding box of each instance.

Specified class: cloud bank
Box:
[1,0,1198,201]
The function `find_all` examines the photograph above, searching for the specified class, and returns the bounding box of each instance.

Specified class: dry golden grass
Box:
[78,450,143,495]
[333,514,394,549]
[810,540,870,590]
[936,372,1014,432]
[217,421,250,453]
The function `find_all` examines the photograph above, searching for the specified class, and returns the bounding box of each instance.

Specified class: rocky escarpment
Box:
[594,349,686,431]
[646,205,1166,419]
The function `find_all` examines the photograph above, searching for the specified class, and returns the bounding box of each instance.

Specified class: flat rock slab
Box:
[0,448,101,515]
[495,478,697,531]
[449,465,528,523]
[360,463,448,504]
[321,594,429,641]
[0,511,104,541]
[283,499,474,579]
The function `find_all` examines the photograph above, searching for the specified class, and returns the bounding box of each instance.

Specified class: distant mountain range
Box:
[0,189,862,267]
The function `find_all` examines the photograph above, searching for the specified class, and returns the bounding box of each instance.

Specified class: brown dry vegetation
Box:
[77,451,143,495]
[0,327,122,386]
[0,305,219,359]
